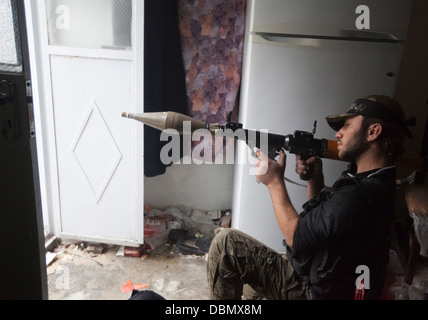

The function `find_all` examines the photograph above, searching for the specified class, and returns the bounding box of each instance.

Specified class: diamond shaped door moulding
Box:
[70,99,122,203]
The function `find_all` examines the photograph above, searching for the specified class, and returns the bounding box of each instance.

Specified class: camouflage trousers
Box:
[207,228,312,300]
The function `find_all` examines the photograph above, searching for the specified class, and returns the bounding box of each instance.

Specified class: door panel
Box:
[30,0,144,246]
[50,55,141,244]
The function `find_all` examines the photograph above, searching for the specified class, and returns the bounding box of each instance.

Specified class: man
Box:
[207,95,414,300]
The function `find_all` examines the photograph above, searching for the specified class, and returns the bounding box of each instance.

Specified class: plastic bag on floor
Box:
[144,206,216,249]
[189,209,217,235]
[389,282,428,300]
[409,211,428,257]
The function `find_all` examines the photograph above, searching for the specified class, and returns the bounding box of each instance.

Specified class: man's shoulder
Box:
[337,165,396,185]
[335,166,396,203]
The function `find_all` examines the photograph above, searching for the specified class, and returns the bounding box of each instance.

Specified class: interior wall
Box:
[144,157,234,211]
[394,0,428,160]
[393,0,427,219]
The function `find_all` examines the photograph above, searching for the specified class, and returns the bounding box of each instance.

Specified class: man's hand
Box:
[255,149,286,189]
[295,155,325,199]
[295,155,323,179]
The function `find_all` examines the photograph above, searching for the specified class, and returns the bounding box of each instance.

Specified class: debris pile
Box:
[389,280,428,300]
[140,205,232,256]
[45,239,110,269]
[44,206,231,298]
[45,206,231,266]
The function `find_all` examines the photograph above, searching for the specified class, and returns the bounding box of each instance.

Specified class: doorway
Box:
[25,0,145,246]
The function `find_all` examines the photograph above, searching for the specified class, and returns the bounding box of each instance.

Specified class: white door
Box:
[26,0,144,246]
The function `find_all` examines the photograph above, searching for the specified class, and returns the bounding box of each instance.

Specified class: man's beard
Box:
[338,127,369,162]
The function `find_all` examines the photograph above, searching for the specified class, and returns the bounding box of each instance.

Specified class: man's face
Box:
[335,115,369,162]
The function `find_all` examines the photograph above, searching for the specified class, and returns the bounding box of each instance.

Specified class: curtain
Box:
[178,0,246,162]
[144,0,247,175]
[144,0,188,177]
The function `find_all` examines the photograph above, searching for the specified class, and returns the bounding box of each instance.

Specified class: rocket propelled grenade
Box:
[122,111,428,176]
[121,111,338,162]
[121,111,220,134]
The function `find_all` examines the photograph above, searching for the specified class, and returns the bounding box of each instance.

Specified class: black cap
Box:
[326,98,415,138]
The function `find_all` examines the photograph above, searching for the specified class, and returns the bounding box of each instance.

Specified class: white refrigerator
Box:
[232,0,413,252]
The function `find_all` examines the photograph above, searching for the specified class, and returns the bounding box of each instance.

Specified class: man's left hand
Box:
[255,149,287,188]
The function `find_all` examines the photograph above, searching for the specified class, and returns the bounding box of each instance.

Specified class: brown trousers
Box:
[207,229,312,300]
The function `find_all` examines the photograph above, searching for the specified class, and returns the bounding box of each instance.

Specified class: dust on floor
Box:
[46,240,210,300]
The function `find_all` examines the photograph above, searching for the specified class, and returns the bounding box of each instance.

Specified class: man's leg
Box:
[207,229,310,300]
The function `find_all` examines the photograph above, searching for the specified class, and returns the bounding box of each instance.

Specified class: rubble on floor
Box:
[46,238,210,300]
[45,206,231,300]
[45,205,428,300]
[142,206,231,253]
[386,256,428,300]
[45,205,232,265]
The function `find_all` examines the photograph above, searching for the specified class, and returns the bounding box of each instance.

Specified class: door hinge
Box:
[26,80,36,139]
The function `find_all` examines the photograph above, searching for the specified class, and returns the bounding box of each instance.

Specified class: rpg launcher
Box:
[221,121,339,180]
[122,111,339,180]
[222,121,428,180]
[122,111,427,181]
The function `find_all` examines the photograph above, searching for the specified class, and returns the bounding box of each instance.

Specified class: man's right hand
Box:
[295,155,324,199]
[295,155,322,178]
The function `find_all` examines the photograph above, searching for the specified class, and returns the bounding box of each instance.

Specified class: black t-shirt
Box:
[287,165,396,300]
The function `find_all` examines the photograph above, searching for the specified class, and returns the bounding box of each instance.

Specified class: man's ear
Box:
[367,123,382,142]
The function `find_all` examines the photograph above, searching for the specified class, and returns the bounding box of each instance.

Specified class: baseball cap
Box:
[325,97,415,138]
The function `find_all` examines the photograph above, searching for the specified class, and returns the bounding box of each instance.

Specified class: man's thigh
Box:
[208,229,310,300]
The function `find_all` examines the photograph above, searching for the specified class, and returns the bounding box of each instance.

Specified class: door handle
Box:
[0,80,19,139]
[251,33,322,48]
[339,29,402,43]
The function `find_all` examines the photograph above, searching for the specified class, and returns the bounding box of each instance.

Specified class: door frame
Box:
[0,0,47,299]
[24,0,145,245]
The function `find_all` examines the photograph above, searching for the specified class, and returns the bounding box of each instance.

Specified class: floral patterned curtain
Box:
[178,0,247,161]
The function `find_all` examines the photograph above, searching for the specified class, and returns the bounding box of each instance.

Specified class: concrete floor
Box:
[46,237,428,300]
[47,240,209,300]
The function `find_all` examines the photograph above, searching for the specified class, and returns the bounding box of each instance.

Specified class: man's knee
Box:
[209,228,238,256]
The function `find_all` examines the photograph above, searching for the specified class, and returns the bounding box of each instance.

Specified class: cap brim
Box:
[325,113,357,131]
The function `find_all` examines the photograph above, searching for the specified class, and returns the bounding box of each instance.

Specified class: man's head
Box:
[326,95,414,162]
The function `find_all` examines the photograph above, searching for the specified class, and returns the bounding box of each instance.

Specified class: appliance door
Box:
[233,34,403,252]
[249,0,413,41]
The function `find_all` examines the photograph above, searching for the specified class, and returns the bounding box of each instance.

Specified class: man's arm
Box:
[255,150,299,248]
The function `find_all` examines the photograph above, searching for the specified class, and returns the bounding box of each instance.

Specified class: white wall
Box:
[144,156,235,211]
